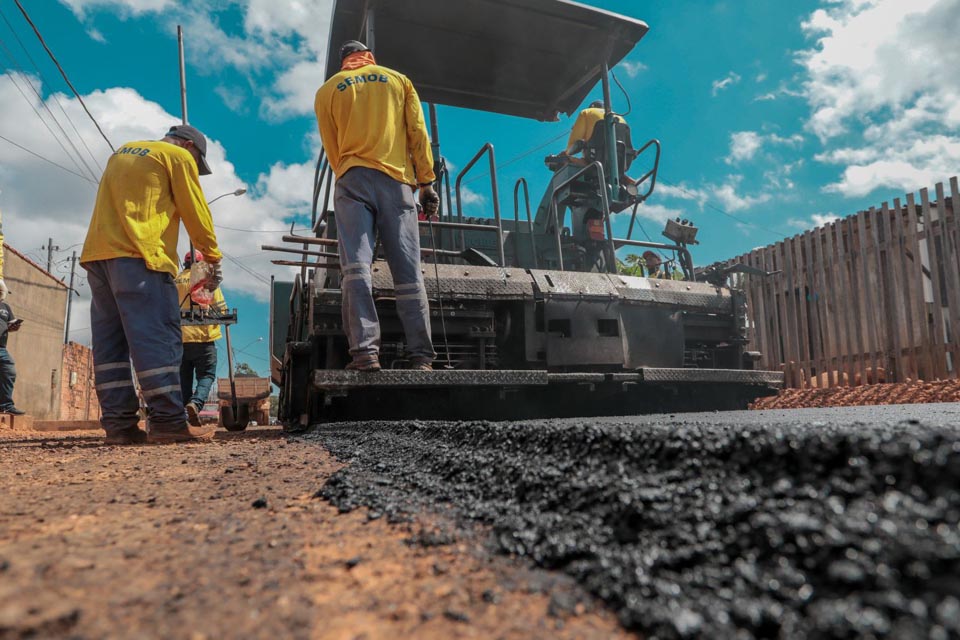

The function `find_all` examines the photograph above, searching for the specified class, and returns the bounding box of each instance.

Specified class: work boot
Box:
[185,401,202,427]
[2,406,25,415]
[104,426,148,445]
[147,422,216,444]
[345,354,381,372]
[410,358,433,371]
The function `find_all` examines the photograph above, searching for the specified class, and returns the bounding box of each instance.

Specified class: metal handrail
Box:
[513,178,538,268]
[454,143,506,266]
[630,138,661,204]
[548,161,614,272]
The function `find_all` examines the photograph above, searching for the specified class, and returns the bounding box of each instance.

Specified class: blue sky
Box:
[1,0,958,380]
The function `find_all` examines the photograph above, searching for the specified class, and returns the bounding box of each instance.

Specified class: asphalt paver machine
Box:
[268,0,783,429]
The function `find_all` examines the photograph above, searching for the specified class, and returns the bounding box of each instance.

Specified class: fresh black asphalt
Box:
[303,405,960,639]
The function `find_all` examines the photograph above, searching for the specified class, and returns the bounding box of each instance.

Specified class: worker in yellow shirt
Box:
[80,124,222,445]
[175,250,227,427]
[564,100,625,158]
[315,40,438,372]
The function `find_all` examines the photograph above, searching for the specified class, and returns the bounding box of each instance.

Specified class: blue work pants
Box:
[85,258,185,435]
[0,347,16,410]
[181,341,218,409]
[334,167,435,361]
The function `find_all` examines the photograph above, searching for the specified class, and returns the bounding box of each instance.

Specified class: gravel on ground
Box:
[309,407,960,639]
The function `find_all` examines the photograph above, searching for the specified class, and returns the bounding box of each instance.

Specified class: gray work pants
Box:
[334,167,435,362]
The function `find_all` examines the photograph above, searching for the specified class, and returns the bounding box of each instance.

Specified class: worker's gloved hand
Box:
[419,184,440,217]
[205,262,223,291]
[0,279,7,301]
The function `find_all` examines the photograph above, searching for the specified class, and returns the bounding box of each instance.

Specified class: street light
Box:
[207,188,247,205]
[237,336,263,352]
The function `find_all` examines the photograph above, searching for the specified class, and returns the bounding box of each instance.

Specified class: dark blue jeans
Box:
[181,341,217,408]
[85,258,184,435]
[0,347,16,410]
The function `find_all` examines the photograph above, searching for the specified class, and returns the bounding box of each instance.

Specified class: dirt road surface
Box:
[0,427,628,640]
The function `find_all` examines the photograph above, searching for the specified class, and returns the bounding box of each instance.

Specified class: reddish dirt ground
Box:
[751,378,960,409]
[0,427,631,639]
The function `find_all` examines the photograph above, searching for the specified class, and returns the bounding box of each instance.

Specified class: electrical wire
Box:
[0,6,103,175]
[462,130,570,187]
[0,59,92,179]
[657,178,789,239]
[13,0,115,153]
[610,69,632,117]
[0,132,98,184]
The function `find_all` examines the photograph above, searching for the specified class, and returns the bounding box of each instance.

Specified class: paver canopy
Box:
[324,0,649,121]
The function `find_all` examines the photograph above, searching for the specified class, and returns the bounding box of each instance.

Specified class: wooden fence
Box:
[723,177,960,388]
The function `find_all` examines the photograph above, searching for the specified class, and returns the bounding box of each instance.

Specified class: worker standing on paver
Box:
[175,250,227,426]
[81,125,223,444]
[314,40,438,372]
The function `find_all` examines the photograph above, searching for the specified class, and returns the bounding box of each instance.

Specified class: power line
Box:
[215,224,311,234]
[0,6,103,175]
[13,0,115,153]
[657,178,789,240]
[0,132,98,184]
[463,129,570,187]
[0,59,91,179]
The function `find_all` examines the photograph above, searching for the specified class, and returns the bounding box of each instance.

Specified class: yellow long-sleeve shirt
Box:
[315,63,435,186]
[566,108,625,155]
[175,267,227,343]
[80,140,222,277]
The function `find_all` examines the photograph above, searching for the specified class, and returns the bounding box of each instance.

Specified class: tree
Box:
[619,253,644,276]
[234,362,259,377]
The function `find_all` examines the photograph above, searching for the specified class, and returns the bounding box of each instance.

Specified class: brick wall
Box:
[60,341,100,422]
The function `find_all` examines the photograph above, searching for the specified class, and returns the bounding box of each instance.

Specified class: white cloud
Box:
[655,177,770,214]
[755,72,767,83]
[711,72,741,96]
[725,131,804,164]
[796,0,960,197]
[786,213,838,230]
[60,0,335,121]
[0,74,319,343]
[712,177,771,212]
[618,60,648,79]
[811,213,839,226]
[214,85,247,114]
[60,0,174,17]
[727,131,763,164]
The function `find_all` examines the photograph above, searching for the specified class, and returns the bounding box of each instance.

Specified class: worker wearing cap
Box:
[175,250,227,427]
[564,100,625,158]
[642,250,683,280]
[315,40,438,372]
[81,124,223,445]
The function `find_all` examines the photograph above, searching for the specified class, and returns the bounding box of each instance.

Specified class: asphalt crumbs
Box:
[303,405,960,639]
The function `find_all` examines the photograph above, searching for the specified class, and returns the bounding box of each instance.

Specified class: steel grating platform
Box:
[310,368,783,391]
[312,369,549,390]
[637,368,784,385]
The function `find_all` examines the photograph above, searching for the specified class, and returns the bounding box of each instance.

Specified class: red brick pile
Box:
[750,379,960,409]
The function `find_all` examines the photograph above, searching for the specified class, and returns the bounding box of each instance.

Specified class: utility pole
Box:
[63,251,77,345]
[42,237,59,273]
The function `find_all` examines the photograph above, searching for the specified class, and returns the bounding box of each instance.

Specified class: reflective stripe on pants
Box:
[334,167,435,361]
[85,257,185,434]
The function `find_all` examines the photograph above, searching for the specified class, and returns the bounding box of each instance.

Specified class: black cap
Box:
[590,99,604,109]
[339,40,370,61]
[165,124,212,175]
